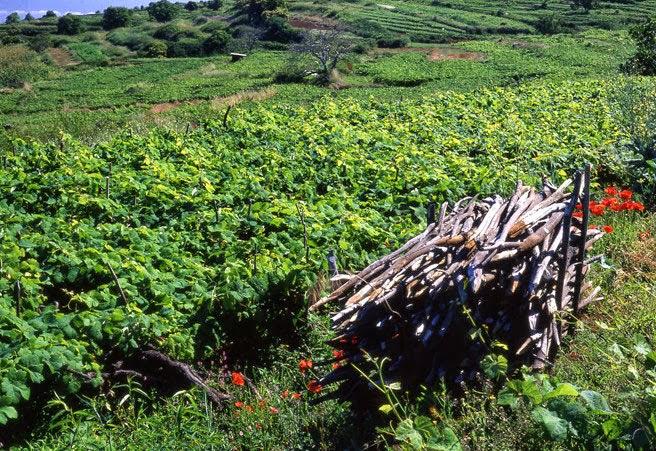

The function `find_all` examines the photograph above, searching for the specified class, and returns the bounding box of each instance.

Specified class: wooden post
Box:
[327,250,338,276]
[572,164,591,316]
[13,279,21,318]
[296,203,309,264]
[555,170,582,313]
[427,202,436,225]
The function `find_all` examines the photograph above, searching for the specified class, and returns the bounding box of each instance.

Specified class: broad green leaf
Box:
[580,390,610,413]
[379,404,394,414]
[602,418,623,440]
[531,407,569,441]
[544,383,579,400]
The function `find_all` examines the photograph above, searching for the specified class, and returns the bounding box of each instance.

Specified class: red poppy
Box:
[611,203,623,212]
[291,392,302,400]
[575,202,583,210]
[332,362,341,369]
[332,349,346,359]
[631,201,645,212]
[602,225,613,233]
[231,371,245,386]
[601,197,618,207]
[281,390,289,399]
[234,401,244,408]
[573,211,583,219]
[619,189,633,200]
[307,380,322,394]
[605,186,618,196]
[299,359,313,374]
[269,406,279,414]
[590,204,606,216]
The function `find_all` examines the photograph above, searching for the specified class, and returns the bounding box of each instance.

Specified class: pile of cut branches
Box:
[313,169,604,397]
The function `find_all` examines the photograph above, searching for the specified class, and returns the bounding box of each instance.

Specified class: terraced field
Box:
[290,0,656,42]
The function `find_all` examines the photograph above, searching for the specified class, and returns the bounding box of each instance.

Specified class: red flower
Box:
[575,202,583,210]
[601,197,618,207]
[611,203,623,212]
[590,204,606,216]
[631,201,645,212]
[234,401,244,408]
[604,186,618,196]
[307,380,322,394]
[269,406,279,414]
[332,362,341,369]
[299,359,313,374]
[619,189,633,200]
[281,390,289,399]
[573,211,583,219]
[231,371,245,386]
[639,231,651,241]
[602,225,613,233]
[291,392,302,400]
[245,405,254,412]
[332,349,346,359]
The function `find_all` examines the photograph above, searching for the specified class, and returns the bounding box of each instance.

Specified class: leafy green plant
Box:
[353,353,461,450]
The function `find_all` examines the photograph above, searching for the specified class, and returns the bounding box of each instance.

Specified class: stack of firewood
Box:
[312,169,603,397]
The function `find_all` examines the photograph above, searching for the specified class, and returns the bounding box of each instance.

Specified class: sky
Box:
[0,1,160,21]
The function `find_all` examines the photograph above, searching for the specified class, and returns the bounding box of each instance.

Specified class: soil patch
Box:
[290,15,336,30]
[427,47,486,61]
[49,47,78,67]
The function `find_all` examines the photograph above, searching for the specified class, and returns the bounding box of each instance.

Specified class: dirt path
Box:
[49,47,78,67]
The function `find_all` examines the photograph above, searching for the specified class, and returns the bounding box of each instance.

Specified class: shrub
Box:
[167,38,203,57]
[142,40,168,57]
[147,0,179,23]
[203,29,231,54]
[207,0,223,10]
[24,13,35,21]
[623,18,656,76]
[237,0,287,24]
[102,7,133,30]
[273,62,309,83]
[44,10,57,18]
[27,34,52,52]
[376,35,410,48]
[67,42,108,65]
[5,12,20,24]
[352,39,374,54]
[185,1,200,11]
[0,45,50,87]
[57,14,83,35]
[262,16,300,43]
[153,23,184,41]
[535,13,564,35]
[107,30,154,50]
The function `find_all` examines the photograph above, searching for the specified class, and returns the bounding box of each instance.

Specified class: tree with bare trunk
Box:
[290,29,353,85]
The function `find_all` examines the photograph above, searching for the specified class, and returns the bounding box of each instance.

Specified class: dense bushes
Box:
[0,45,50,87]
[535,13,564,34]
[623,18,656,76]
[376,34,410,48]
[147,0,179,23]
[57,14,83,35]
[102,7,133,30]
